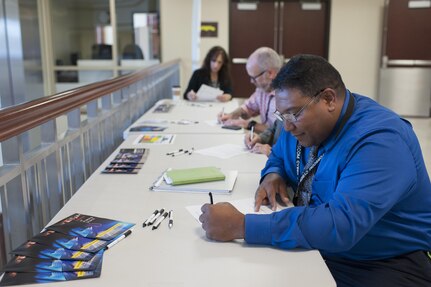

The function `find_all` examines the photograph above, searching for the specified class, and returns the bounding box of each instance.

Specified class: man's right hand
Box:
[244,132,261,149]
[255,173,290,211]
[217,112,232,123]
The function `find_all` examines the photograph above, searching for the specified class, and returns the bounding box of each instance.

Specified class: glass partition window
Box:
[116,0,160,74]
[51,0,112,65]
[50,0,161,90]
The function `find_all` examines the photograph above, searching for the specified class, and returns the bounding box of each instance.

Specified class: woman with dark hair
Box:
[183,46,233,102]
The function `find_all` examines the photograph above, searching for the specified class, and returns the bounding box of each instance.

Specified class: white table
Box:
[43,172,335,286]
[32,98,336,286]
[123,99,245,137]
[117,133,267,173]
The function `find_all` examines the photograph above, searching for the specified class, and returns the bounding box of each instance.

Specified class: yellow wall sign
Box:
[201,22,218,37]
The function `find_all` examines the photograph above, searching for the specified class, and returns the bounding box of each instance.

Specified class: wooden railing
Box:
[0,60,180,141]
[0,59,180,267]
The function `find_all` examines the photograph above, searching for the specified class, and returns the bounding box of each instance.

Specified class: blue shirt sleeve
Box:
[246,130,418,254]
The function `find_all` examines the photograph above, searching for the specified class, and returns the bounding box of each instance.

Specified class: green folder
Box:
[165,166,226,185]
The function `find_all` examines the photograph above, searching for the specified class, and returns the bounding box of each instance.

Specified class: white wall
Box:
[160,0,229,91]
[200,0,229,64]
[160,0,194,91]
[160,0,385,100]
[329,0,385,100]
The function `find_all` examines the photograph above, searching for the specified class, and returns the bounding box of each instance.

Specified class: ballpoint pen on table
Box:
[170,150,186,157]
[143,209,158,227]
[152,211,169,230]
[105,229,132,250]
[209,192,214,204]
[168,210,174,229]
[172,148,195,156]
[148,208,165,226]
[166,149,183,156]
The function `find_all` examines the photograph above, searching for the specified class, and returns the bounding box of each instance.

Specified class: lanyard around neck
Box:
[295,142,324,185]
[264,96,274,124]
[294,91,355,185]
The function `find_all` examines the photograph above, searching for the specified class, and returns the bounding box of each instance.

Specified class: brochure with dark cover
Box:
[153,103,173,113]
[102,166,141,174]
[46,213,135,241]
[11,241,94,261]
[110,148,147,164]
[2,250,103,272]
[105,162,142,169]
[0,253,103,286]
[31,230,109,253]
[129,125,167,132]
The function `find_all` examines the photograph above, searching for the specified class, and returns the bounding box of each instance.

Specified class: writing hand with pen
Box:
[199,193,245,242]
[244,133,272,156]
[217,108,229,124]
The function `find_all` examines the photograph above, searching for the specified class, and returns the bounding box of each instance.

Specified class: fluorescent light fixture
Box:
[301,3,322,10]
[237,3,258,11]
[408,0,431,8]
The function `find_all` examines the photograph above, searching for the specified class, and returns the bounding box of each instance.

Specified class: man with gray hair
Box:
[218,47,282,133]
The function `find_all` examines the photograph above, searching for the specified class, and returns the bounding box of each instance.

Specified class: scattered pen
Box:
[166,149,183,156]
[209,192,214,204]
[168,210,174,229]
[105,229,132,250]
[143,209,158,227]
[148,208,165,226]
[171,150,187,157]
[151,171,166,190]
[152,211,169,230]
[250,125,254,141]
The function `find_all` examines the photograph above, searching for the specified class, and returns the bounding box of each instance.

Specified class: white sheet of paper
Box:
[196,84,223,102]
[195,144,248,159]
[204,119,220,126]
[186,197,290,223]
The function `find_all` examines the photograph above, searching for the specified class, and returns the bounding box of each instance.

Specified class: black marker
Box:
[148,208,165,226]
[143,209,158,227]
[152,211,169,230]
[105,230,132,250]
[209,192,214,204]
[168,210,174,229]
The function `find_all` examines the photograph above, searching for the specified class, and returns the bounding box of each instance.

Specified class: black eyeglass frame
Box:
[249,70,267,83]
[274,88,326,123]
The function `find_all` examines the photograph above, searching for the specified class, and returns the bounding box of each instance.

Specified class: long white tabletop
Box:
[116,133,267,173]
[42,171,335,286]
[28,97,336,286]
[123,99,246,137]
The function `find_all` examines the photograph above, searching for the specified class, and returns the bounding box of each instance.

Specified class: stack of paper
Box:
[196,84,223,102]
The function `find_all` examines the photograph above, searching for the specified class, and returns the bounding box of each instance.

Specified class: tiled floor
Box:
[408,117,431,172]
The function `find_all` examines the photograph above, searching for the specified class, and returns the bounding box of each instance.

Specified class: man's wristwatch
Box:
[247,120,257,130]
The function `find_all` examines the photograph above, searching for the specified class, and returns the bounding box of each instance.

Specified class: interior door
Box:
[229,0,330,98]
[229,2,277,98]
[280,1,329,59]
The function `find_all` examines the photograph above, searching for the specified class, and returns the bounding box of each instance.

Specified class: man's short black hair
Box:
[271,54,345,97]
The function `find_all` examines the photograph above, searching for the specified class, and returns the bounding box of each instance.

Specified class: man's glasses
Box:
[274,89,325,123]
[249,70,267,83]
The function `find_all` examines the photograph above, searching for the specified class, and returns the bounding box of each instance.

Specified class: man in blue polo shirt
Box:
[199,54,431,286]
